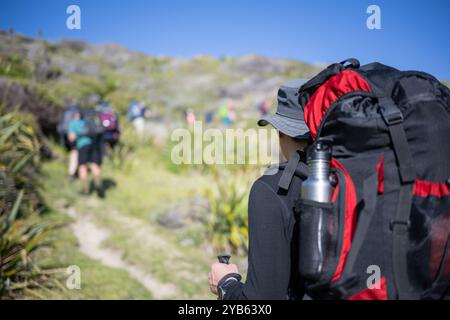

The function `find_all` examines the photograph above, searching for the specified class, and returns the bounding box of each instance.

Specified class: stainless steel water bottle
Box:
[298,139,334,281]
[301,140,333,203]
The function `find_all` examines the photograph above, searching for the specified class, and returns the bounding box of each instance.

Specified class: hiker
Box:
[208,79,311,300]
[205,110,215,124]
[128,100,146,136]
[257,99,271,116]
[97,101,120,150]
[185,108,196,125]
[210,58,450,300]
[68,110,105,198]
[143,105,153,120]
[218,104,228,125]
[58,102,81,179]
[227,102,236,124]
[218,100,236,126]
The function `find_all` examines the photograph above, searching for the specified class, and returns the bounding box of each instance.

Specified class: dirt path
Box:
[63,206,178,299]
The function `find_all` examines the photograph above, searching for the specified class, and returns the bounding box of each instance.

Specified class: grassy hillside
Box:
[0,29,321,126]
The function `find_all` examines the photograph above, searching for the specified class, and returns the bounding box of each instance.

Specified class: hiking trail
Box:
[63,204,178,299]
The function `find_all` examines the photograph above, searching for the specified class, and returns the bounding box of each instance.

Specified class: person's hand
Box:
[208,262,239,295]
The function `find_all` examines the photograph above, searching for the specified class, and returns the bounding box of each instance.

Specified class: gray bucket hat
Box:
[258,78,310,139]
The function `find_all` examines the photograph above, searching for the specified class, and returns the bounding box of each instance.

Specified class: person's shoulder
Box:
[256,164,284,188]
[248,164,300,223]
[251,162,302,199]
[248,163,286,199]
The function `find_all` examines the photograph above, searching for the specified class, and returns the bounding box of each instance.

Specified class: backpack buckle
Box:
[382,109,404,126]
[390,219,410,231]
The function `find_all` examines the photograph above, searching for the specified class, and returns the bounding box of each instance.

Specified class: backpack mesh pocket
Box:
[297,200,339,283]
[409,196,450,297]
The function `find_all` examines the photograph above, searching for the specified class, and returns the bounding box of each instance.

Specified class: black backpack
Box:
[82,108,105,138]
[282,58,450,300]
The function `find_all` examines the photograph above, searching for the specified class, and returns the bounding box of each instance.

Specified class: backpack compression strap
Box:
[278,150,308,191]
[380,98,416,300]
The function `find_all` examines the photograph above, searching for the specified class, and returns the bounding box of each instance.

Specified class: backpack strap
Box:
[327,171,379,299]
[340,58,360,69]
[300,58,361,93]
[278,150,307,191]
[380,99,416,300]
[380,104,415,183]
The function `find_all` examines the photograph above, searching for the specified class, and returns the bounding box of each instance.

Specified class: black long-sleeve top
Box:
[223,163,305,300]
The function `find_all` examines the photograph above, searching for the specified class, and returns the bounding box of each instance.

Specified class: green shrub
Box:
[0,55,33,79]
[0,111,51,299]
[204,167,253,255]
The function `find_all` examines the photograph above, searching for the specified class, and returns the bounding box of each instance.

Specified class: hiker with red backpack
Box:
[209,59,450,300]
[209,79,312,300]
[97,101,121,150]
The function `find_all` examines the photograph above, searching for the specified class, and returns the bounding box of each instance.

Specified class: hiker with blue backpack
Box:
[128,100,147,136]
[68,109,105,198]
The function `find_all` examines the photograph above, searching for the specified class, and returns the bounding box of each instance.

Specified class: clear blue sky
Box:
[1,0,449,80]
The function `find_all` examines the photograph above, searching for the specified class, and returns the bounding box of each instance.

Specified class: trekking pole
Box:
[216,253,230,300]
[217,253,231,264]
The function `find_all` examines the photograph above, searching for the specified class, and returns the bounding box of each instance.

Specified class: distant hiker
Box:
[209,79,311,300]
[205,110,215,124]
[127,100,141,121]
[97,101,120,150]
[128,100,146,136]
[218,104,228,125]
[68,110,105,198]
[218,101,236,126]
[143,106,153,119]
[227,102,236,124]
[185,108,196,125]
[58,102,81,179]
[257,99,271,116]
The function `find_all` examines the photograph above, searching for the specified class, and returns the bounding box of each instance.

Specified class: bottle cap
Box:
[307,139,332,162]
